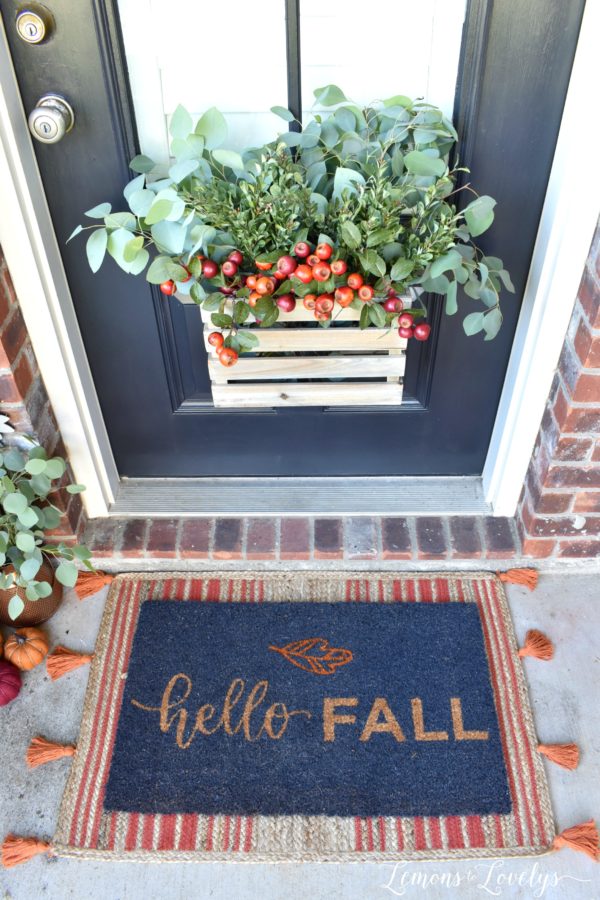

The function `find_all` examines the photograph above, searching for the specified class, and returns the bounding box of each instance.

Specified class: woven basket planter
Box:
[0,560,63,626]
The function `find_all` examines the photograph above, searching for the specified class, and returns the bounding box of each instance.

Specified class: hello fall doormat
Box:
[5,572,598,866]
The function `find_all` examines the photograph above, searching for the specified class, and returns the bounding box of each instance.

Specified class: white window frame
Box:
[0,3,598,519]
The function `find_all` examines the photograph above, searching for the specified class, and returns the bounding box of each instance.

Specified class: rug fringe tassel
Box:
[538,742,580,770]
[46,645,93,681]
[553,820,599,861]
[498,568,539,590]
[75,569,114,600]
[1,835,52,868]
[518,629,554,660]
[26,736,76,768]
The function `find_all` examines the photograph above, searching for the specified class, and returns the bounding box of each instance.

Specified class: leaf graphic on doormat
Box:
[268,638,353,675]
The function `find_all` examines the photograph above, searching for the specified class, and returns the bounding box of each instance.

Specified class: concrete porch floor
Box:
[0,573,598,900]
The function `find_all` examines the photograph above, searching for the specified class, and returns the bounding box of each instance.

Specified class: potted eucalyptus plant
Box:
[0,427,90,625]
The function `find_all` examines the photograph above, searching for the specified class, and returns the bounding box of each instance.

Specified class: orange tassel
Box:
[538,742,580,770]
[46,645,93,681]
[498,568,539,590]
[553,820,599,861]
[74,569,114,600]
[1,834,52,868]
[518,629,554,660]
[26,736,76,768]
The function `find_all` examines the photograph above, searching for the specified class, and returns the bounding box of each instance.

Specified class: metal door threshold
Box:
[109,476,489,517]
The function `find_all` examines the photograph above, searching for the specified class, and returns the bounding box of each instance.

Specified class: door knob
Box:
[28,94,74,144]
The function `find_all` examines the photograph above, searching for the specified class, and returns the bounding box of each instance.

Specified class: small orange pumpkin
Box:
[4,627,49,671]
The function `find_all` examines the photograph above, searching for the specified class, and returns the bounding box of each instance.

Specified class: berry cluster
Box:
[162,241,430,366]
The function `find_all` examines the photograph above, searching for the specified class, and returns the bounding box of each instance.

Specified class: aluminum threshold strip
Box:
[110,476,489,517]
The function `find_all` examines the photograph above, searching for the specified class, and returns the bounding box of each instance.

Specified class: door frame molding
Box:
[0,4,597,518]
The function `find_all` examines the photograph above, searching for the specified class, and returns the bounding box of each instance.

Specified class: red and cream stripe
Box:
[58,573,551,859]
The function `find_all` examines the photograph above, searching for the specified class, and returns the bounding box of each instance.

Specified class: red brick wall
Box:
[517,220,600,558]
[0,249,84,537]
[3,223,600,561]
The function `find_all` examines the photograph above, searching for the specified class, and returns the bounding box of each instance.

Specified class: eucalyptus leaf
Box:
[445,280,458,315]
[86,228,108,273]
[404,150,446,177]
[146,256,187,284]
[35,581,53,598]
[129,249,149,275]
[145,198,174,226]
[41,506,61,527]
[16,532,35,553]
[151,221,187,255]
[429,249,462,279]
[483,307,503,340]
[3,492,27,514]
[55,562,79,588]
[195,107,227,149]
[189,224,217,257]
[85,202,111,219]
[128,189,155,217]
[313,84,348,106]
[334,107,355,132]
[20,557,41,581]
[8,594,24,621]
[212,149,244,172]
[332,167,365,201]
[168,158,199,183]
[464,195,496,237]
[124,235,144,263]
[270,105,294,122]
[66,484,86,494]
[391,150,404,177]
[45,458,66,479]
[25,458,46,475]
[18,507,39,529]
[463,311,485,336]
[169,104,193,139]
[3,449,25,471]
[129,154,156,174]
[123,174,145,203]
[310,193,327,216]
[66,224,83,243]
[104,212,136,231]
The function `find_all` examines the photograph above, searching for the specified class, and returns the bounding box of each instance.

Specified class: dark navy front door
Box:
[0,0,584,476]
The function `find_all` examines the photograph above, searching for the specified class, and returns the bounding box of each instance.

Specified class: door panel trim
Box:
[0,5,597,516]
[483,0,600,515]
[0,15,118,516]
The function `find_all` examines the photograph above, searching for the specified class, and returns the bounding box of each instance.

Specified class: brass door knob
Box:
[28,94,74,144]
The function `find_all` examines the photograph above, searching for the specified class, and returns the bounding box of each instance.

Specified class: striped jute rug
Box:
[44,571,561,863]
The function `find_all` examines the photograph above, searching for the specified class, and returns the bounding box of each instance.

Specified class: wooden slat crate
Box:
[199,298,410,408]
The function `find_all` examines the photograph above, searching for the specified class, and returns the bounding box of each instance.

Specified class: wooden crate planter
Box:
[200,298,411,408]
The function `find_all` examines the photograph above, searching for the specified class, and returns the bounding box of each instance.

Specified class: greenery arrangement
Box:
[0,436,90,621]
[71,85,513,366]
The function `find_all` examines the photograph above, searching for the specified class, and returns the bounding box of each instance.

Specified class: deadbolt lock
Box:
[16,4,54,44]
